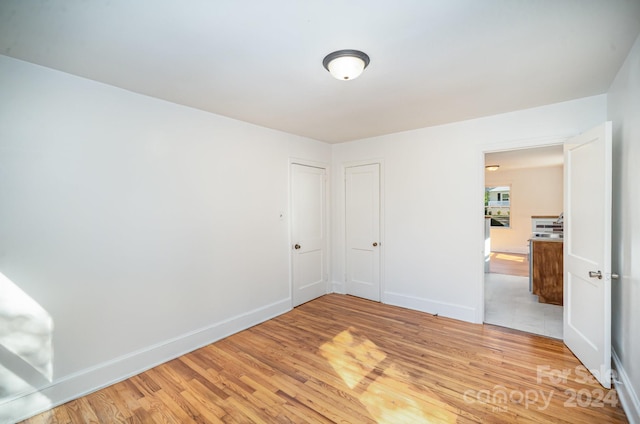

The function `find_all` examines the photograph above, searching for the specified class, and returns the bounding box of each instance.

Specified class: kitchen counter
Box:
[530,237,564,243]
[530,239,563,305]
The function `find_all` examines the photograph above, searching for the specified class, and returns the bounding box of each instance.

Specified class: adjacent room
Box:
[1,1,639,423]
[483,146,565,339]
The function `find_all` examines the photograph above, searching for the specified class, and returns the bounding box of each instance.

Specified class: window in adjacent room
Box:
[485,186,510,228]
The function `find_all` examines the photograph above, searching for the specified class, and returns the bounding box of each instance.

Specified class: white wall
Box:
[486,166,563,253]
[0,55,330,423]
[331,95,606,323]
[608,33,640,423]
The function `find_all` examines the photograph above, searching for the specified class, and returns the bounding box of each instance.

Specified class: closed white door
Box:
[291,164,327,307]
[345,164,381,301]
[564,122,613,388]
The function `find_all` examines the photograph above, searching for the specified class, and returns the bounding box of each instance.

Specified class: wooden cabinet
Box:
[531,240,563,305]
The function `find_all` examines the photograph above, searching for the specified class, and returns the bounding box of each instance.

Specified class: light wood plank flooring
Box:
[22,294,627,423]
[490,251,530,277]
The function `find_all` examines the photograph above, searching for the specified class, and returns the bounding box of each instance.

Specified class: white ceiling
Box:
[1,1,639,143]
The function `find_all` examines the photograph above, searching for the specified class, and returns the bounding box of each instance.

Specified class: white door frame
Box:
[289,158,331,307]
[477,135,570,324]
[341,159,385,301]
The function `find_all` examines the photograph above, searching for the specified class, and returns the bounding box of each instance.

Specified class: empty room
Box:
[1,1,639,423]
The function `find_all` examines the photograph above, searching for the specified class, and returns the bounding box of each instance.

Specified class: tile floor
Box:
[484,272,563,339]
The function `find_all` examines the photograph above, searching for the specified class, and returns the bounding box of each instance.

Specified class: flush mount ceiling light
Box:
[322,49,370,80]
[485,165,500,171]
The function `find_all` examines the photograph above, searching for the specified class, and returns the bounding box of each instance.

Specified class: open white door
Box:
[291,164,327,307]
[564,122,612,388]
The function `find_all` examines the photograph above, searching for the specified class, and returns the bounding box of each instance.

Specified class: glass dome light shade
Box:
[323,50,370,81]
[328,56,365,80]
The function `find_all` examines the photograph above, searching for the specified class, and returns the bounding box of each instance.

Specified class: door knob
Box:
[589,270,602,279]
[294,244,301,250]
[372,242,378,247]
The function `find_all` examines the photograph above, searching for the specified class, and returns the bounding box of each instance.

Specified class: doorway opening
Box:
[483,145,564,338]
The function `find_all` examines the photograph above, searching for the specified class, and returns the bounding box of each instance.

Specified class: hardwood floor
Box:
[22,294,627,423]
[490,251,530,277]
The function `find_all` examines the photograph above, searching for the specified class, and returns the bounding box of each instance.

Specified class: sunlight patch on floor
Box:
[491,252,525,263]
[320,328,386,389]
[359,363,457,423]
[320,328,457,423]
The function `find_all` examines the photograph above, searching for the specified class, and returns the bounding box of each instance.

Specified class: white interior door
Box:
[291,164,327,307]
[564,122,613,388]
[346,164,381,302]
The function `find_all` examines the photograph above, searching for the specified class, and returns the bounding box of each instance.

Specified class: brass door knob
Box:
[373,242,378,247]
[294,244,301,250]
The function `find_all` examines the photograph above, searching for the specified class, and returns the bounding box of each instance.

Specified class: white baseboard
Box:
[0,299,291,424]
[383,291,476,323]
[331,280,345,294]
[613,349,640,424]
